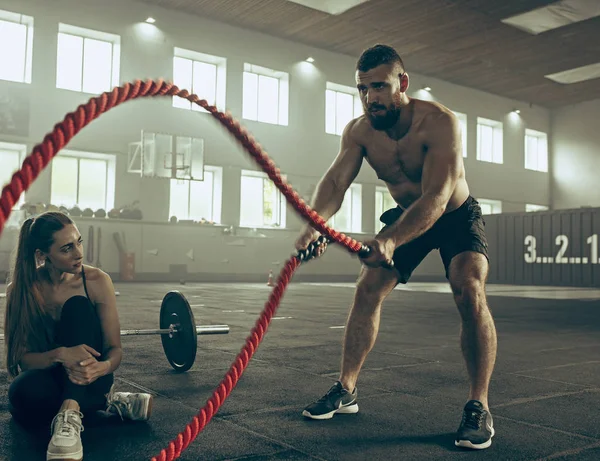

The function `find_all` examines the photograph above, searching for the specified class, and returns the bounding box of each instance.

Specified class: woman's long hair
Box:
[4,211,73,377]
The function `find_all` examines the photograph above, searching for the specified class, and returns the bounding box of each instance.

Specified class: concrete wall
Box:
[0,0,552,282]
[551,99,600,210]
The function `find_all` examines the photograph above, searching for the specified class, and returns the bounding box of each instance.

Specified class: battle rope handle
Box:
[0,79,378,460]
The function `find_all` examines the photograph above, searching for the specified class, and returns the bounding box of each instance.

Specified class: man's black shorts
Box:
[378,195,489,284]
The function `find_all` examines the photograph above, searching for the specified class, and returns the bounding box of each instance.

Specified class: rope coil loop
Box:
[0,79,370,461]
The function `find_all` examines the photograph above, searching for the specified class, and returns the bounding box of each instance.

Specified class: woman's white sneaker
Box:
[106,387,153,421]
[46,409,84,461]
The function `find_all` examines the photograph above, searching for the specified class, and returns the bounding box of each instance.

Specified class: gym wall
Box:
[486,207,600,287]
[551,99,600,210]
[0,0,555,283]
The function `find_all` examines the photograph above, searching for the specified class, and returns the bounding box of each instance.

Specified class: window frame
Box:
[328,183,363,233]
[56,23,121,94]
[477,117,503,164]
[325,81,363,136]
[242,63,289,126]
[50,149,116,211]
[239,169,287,229]
[0,9,34,84]
[0,141,27,209]
[172,47,227,113]
[168,165,223,223]
[524,128,549,173]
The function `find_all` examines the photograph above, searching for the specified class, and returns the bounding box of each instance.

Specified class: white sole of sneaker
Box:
[46,448,83,461]
[455,427,495,450]
[302,403,359,420]
[143,394,154,420]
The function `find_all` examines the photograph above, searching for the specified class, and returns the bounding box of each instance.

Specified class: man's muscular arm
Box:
[307,119,364,221]
[295,118,364,251]
[380,112,462,248]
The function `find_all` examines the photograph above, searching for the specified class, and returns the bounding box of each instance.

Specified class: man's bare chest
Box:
[363,134,425,184]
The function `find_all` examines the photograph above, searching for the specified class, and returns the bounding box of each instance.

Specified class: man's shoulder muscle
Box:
[420,108,460,150]
[345,116,371,143]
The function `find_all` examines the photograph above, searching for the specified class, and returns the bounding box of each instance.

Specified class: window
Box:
[478,198,502,215]
[526,204,549,212]
[169,166,222,222]
[326,82,363,136]
[374,186,397,232]
[56,23,121,94]
[242,63,289,126]
[477,117,503,164]
[50,150,116,211]
[172,47,226,113]
[525,129,548,172]
[239,170,286,228]
[0,142,27,208]
[0,9,34,83]
[328,183,362,233]
[452,111,467,158]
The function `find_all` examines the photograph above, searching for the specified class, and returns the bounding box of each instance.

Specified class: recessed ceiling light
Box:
[146,17,156,24]
[423,86,431,91]
[306,57,315,63]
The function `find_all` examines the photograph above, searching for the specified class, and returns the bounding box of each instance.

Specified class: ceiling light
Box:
[423,86,431,91]
[545,61,600,84]
[512,109,521,114]
[145,17,156,24]
[501,0,600,35]
[284,0,372,15]
[306,57,315,63]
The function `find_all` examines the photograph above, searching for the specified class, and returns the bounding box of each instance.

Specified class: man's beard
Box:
[365,93,402,131]
[366,106,400,130]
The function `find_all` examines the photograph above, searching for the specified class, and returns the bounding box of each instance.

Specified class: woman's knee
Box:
[58,296,102,348]
[61,295,95,322]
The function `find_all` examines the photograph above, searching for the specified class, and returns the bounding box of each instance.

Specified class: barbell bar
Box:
[120,325,229,336]
[0,290,229,373]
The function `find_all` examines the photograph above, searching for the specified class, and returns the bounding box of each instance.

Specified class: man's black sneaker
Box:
[455,400,495,449]
[302,381,358,420]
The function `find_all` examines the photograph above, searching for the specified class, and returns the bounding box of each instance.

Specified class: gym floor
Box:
[1,280,599,460]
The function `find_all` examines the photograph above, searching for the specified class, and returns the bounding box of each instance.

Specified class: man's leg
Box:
[339,265,400,392]
[302,265,398,420]
[302,205,435,420]
[448,251,497,449]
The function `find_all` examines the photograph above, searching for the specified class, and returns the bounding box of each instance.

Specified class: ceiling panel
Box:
[132,0,600,108]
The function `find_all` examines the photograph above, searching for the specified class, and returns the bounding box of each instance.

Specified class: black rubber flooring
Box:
[1,281,599,460]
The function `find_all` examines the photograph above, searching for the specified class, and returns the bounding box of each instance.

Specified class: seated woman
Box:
[4,211,153,461]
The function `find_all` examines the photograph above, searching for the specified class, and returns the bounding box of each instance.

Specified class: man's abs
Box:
[385,178,470,214]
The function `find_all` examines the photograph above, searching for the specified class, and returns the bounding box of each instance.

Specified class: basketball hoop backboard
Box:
[128,130,204,181]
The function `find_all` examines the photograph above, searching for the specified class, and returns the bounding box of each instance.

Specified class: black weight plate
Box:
[160,291,197,372]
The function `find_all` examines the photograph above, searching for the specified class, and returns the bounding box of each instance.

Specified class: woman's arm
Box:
[20,347,66,371]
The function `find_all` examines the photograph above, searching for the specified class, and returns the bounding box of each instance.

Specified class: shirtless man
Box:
[295,44,498,450]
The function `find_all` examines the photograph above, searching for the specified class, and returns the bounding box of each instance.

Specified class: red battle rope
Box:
[0,79,368,460]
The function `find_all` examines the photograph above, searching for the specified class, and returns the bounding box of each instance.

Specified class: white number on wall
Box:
[555,235,569,264]
[524,235,536,263]
[587,234,598,264]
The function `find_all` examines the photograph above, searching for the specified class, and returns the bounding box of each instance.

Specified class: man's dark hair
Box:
[356,44,405,73]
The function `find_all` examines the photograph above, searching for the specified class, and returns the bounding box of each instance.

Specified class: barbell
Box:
[0,290,229,373]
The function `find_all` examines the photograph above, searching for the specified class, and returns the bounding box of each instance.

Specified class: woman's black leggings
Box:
[8,295,114,429]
